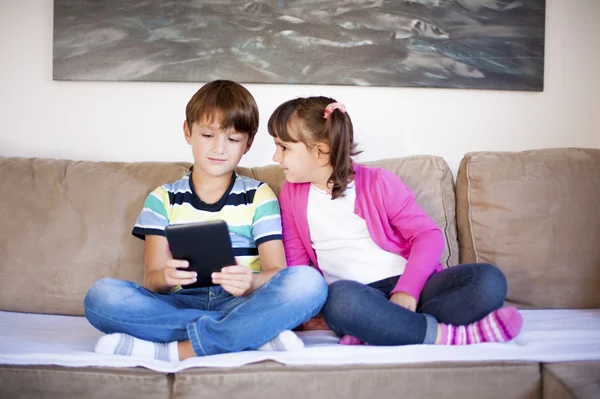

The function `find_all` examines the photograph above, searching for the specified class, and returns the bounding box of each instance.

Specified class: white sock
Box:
[258,330,305,351]
[95,333,180,362]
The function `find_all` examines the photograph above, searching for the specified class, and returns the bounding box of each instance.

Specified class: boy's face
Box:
[184,117,251,178]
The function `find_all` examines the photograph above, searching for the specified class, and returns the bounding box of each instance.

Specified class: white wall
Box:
[1,0,598,176]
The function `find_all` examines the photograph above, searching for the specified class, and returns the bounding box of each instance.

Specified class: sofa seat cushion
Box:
[0,365,170,399]
[456,148,600,308]
[174,361,540,399]
[2,309,600,373]
[543,361,600,399]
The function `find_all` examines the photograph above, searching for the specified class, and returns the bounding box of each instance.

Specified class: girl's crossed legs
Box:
[322,263,522,345]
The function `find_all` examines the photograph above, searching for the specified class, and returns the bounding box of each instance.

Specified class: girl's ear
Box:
[315,142,331,166]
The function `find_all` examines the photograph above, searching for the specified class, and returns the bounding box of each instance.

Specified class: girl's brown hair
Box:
[268,96,361,199]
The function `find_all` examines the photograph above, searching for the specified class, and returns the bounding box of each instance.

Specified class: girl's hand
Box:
[212,265,252,296]
[390,292,417,312]
[162,259,197,287]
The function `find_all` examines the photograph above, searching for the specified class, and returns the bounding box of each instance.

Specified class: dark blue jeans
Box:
[321,263,507,346]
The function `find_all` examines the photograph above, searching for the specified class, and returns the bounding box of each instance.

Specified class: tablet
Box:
[165,220,236,289]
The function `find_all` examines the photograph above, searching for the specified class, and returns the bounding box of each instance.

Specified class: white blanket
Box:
[1,309,600,373]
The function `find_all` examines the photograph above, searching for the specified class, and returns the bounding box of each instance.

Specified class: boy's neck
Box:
[191,168,234,205]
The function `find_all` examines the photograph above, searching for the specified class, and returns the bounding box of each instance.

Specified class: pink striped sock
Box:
[338,334,365,345]
[439,306,523,345]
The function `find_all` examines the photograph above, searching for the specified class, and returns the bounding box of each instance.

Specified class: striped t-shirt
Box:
[132,172,282,273]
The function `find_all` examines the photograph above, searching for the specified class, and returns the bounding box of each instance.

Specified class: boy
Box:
[84,80,327,361]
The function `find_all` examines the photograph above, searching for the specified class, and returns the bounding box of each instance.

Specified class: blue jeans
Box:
[84,266,327,356]
[321,263,507,345]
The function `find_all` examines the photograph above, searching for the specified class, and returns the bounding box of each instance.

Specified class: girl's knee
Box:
[328,280,363,298]
[322,280,362,322]
[473,263,507,308]
[478,264,507,294]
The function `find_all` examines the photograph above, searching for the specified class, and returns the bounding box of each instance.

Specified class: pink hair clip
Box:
[323,102,346,120]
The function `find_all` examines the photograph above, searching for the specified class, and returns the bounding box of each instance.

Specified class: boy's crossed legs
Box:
[84,266,327,361]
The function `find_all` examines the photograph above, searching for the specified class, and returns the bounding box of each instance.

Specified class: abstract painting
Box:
[53,0,546,90]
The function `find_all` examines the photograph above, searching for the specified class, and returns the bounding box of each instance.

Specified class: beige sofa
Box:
[0,148,599,398]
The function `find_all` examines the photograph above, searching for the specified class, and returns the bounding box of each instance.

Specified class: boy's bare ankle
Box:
[177,340,196,360]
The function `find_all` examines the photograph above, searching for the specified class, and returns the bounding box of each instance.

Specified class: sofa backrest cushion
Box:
[0,158,190,315]
[456,148,600,309]
[0,155,457,316]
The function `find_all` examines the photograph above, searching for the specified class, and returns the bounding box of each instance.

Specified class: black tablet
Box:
[165,220,236,289]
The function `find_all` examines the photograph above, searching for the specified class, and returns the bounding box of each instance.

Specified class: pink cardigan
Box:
[279,163,444,299]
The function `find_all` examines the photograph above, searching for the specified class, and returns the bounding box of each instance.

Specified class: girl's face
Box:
[272,121,326,184]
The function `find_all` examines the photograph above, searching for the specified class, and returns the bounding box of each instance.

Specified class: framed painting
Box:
[53,0,545,90]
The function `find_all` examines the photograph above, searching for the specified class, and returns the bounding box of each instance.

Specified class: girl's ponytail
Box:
[324,103,361,199]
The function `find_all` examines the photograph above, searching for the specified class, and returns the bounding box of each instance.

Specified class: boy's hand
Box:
[390,292,417,312]
[212,265,252,297]
[162,259,197,287]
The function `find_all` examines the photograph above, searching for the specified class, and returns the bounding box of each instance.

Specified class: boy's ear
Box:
[244,135,254,154]
[315,142,331,166]
[183,121,192,144]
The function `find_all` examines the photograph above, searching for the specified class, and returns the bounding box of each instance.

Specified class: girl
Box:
[268,96,523,346]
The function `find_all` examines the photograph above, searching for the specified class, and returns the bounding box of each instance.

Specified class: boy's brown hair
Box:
[186,80,259,143]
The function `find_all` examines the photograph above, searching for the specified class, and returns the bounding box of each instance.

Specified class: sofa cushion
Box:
[543,362,600,399]
[456,148,600,309]
[0,157,190,315]
[251,155,459,268]
[0,155,457,315]
[0,366,170,399]
[174,361,540,399]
